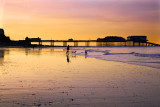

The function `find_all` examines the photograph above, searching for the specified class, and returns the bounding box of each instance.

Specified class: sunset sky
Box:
[0,0,160,43]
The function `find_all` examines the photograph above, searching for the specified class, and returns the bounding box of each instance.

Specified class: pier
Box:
[30,40,160,47]
[1,28,159,47]
[27,36,160,47]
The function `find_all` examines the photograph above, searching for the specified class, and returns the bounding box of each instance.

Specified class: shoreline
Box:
[1,47,160,70]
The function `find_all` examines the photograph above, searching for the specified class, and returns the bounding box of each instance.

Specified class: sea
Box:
[1,47,160,69]
[69,46,160,69]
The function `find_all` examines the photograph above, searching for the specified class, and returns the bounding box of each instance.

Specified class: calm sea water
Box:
[0,47,160,107]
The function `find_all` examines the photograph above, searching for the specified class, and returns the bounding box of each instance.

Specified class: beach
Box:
[0,48,160,107]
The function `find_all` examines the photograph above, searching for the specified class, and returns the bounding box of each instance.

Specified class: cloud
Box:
[64,0,160,22]
[3,0,160,23]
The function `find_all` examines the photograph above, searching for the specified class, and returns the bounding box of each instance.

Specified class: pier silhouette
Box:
[0,28,160,47]
[29,37,160,47]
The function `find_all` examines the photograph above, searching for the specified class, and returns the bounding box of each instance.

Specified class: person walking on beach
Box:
[85,50,87,55]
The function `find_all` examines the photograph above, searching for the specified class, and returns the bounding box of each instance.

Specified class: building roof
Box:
[97,36,126,42]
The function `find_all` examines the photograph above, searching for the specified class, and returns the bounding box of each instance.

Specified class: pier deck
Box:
[30,40,160,47]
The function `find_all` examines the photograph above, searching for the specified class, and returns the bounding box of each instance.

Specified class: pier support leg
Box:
[51,41,54,46]
[39,41,42,45]
[125,42,127,46]
[63,42,67,47]
[96,42,100,46]
[105,42,108,46]
[74,42,78,47]
[102,42,106,46]
[139,42,141,46]
[133,42,135,46]
[85,42,90,47]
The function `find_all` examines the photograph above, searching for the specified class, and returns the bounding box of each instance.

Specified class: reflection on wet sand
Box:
[66,54,70,63]
[0,49,9,65]
[25,48,42,56]
[0,50,5,58]
[0,48,160,107]
[24,48,80,63]
[66,51,77,63]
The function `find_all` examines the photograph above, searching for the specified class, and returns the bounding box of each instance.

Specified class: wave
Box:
[70,47,160,69]
[134,53,160,58]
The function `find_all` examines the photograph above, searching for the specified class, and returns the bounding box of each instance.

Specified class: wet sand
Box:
[0,48,160,107]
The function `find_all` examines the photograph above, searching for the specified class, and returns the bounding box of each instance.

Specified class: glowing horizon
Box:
[0,0,160,43]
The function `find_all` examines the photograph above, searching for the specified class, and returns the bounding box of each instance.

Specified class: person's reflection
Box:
[51,49,54,52]
[0,50,5,58]
[85,50,88,59]
[85,55,88,59]
[0,49,9,65]
[66,53,70,63]
[25,48,29,56]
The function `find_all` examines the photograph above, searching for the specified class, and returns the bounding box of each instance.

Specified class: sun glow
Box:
[0,0,5,27]
[1,0,160,44]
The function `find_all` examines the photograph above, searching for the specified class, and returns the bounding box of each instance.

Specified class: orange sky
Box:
[0,0,160,44]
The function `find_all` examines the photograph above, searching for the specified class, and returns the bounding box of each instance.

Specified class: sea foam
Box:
[70,47,160,69]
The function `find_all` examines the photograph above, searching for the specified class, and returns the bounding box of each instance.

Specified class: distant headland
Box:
[0,28,31,47]
[0,28,159,47]
[0,29,11,43]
